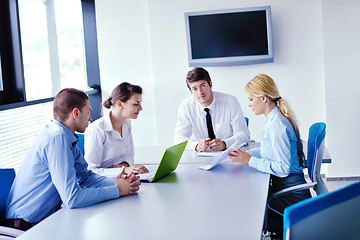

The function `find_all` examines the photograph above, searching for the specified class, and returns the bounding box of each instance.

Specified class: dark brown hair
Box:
[53,88,89,122]
[103,82,142,109]
[186,67,211,89]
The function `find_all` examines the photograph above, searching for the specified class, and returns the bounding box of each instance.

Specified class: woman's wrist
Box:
[246,156,251,165]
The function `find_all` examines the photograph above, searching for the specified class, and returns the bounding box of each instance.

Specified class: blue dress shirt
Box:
[248,107,303,178]
[6,120,120,223]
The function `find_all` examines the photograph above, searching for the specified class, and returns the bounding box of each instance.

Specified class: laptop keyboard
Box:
[139,165,157,180]
[145,165,158,172]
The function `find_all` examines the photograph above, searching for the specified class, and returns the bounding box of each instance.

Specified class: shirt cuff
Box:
[104,185,121,199]
[248,156,258,168]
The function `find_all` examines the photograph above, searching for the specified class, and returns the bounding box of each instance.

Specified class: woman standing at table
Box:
[85,82,148,178]
[228,74,311,237]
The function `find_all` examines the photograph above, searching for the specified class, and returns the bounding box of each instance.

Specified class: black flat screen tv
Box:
[185,6,273,67]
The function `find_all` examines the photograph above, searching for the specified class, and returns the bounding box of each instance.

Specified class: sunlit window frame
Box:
[0,0,102,120]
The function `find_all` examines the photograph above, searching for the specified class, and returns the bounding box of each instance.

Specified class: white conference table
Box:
[17,146,270,240]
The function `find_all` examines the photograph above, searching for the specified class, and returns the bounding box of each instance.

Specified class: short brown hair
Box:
[186,67,211,89]
[53,88,89,122]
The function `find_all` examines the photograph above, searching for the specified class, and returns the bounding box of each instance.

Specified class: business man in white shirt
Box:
[175,67,250,152]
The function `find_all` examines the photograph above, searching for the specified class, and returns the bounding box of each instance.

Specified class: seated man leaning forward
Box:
[175,67,250,152]
[5,88,141,231]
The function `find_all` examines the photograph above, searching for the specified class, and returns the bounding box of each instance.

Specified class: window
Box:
[0,0,102,170]
[0,102,52,170]
[0,0,24,105]
[19,0,87,101]
[0,0,101,109]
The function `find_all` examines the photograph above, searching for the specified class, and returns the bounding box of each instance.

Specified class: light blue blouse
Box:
[248,107,303,178]
[6,120,120,223]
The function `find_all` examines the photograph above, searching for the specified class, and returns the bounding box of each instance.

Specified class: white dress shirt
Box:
[84,112,134,178]
[248,107,303,178]
[175,91,250,150]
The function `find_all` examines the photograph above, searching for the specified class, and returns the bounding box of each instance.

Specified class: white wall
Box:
[95,0,158,146]
[95,0,360,177]
[322,0,360,177]
[147,0,325,144]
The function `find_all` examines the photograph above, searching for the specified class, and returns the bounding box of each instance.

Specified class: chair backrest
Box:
[77,133,85,155]
[307,122,326,182]
[0,169,15,222]
[283,181,360,240]
[244,117,249,127]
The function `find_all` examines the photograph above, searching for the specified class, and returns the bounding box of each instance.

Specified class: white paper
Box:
[198,141,247,171]
[196,151,221,157]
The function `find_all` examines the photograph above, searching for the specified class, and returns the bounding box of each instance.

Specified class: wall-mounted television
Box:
[185,6,273,67]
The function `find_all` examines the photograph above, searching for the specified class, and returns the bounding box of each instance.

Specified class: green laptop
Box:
[139,141,187,182]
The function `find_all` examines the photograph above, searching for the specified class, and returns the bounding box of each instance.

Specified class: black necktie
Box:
[204,108,216,140]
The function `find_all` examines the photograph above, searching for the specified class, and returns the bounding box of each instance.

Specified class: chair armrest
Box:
[272,182,317,198]
[0,226,24,238]
[0,236,16,240]
[267,182,317,217]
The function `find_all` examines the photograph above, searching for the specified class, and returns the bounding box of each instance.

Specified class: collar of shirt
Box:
[103,112,114,132]
[103,111,128,140]
[263,106,280,129]
[51,119,78,146]
[196,92,217,114]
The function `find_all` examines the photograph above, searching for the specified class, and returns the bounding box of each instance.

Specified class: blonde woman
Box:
[228,74,311,237]
[85,82,148,178]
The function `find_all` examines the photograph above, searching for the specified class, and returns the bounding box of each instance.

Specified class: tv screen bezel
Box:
[185,6,273,67]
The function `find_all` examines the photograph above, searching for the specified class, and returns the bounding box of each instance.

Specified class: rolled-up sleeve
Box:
[248,123,292,177]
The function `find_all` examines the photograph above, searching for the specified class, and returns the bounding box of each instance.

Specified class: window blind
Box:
[0,102,52,170]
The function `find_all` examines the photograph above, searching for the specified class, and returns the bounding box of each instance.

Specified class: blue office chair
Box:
[283,181,360,240]
[244,117,249,127]
[306,122,328,195]
[77,133,85,155]
[264,122,328,237]
[0,169,24,239]
[271,122,328,199]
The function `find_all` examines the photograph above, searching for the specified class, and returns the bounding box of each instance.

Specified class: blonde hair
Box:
[245,74,304,166]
